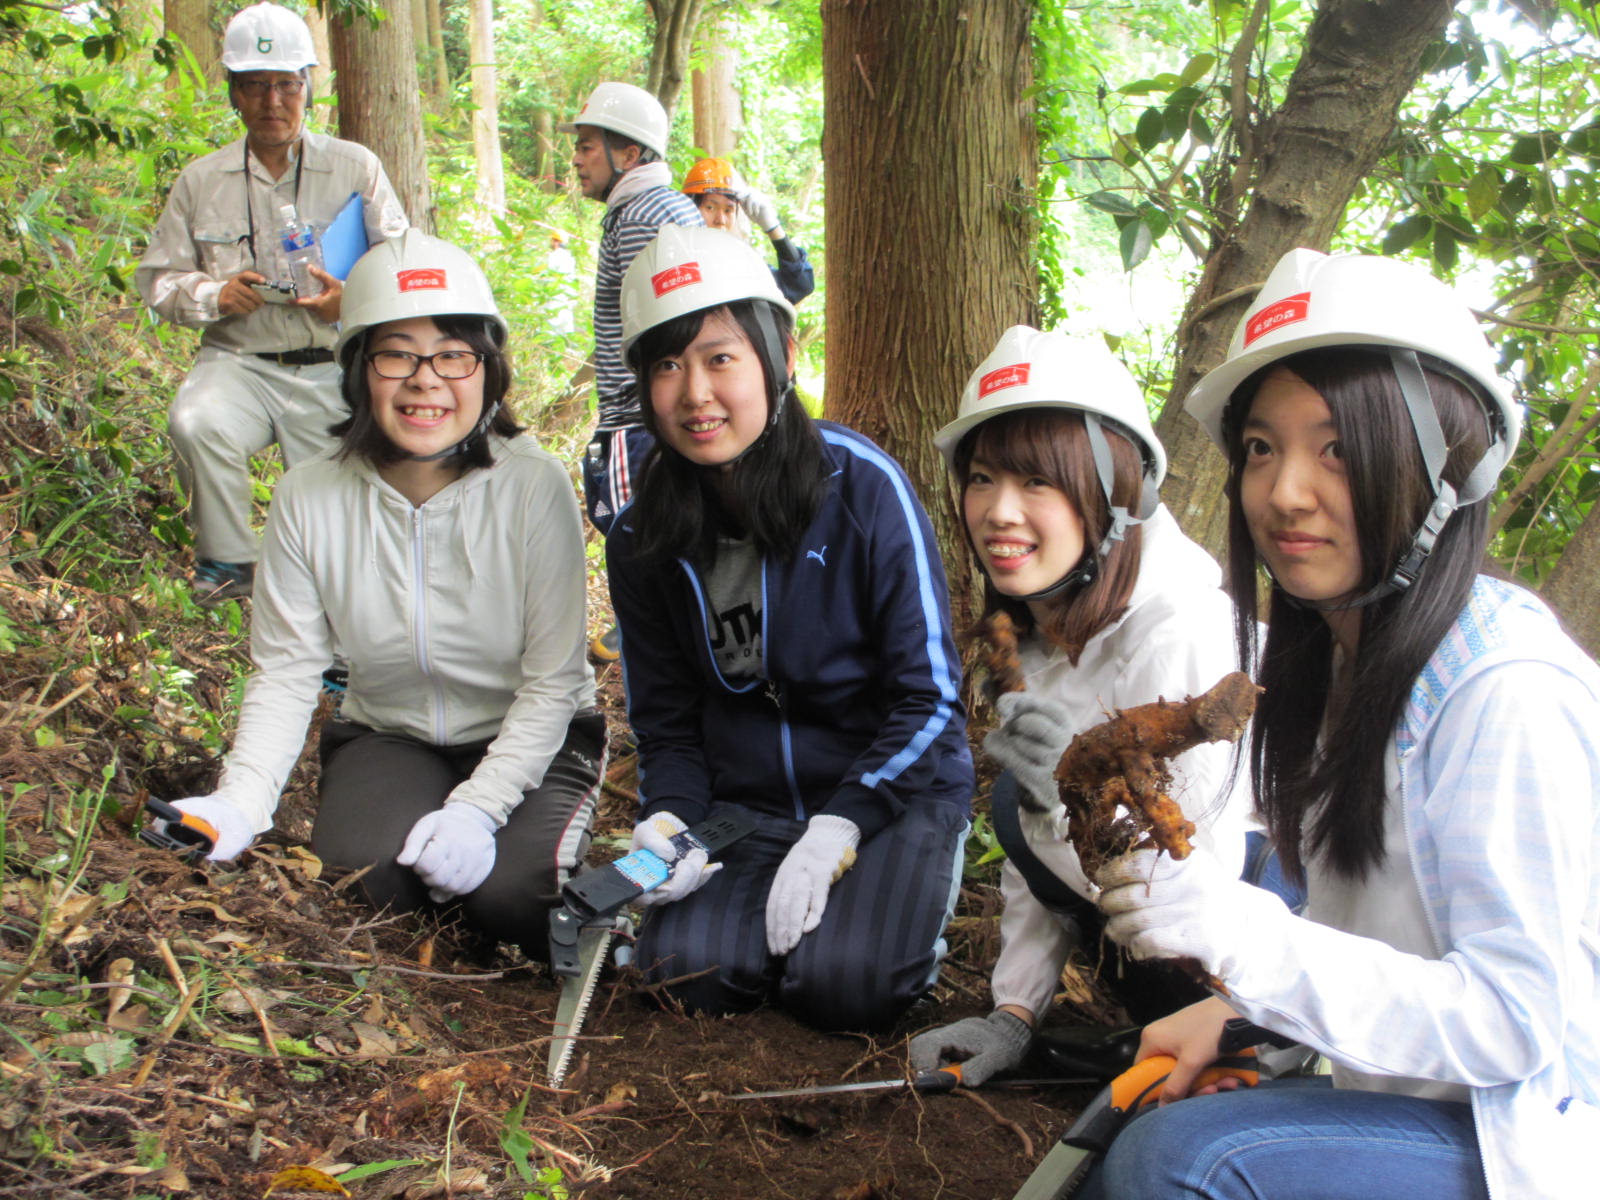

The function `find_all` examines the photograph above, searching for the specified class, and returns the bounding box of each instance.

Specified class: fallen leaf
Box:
[216,985,282,1016]
[403,1167,487,1198]
[351,1020,397,1058]
[107,1003,152,1032]
[103,957,135,1020]
[179,900,245,923]
[262,1164,351,1196]
[604,1081,637,1105]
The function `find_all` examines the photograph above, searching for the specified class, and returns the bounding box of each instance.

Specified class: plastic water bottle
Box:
[276,203,324,299]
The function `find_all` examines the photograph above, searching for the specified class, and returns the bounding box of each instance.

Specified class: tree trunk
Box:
[1156,0,1456,556]
[305,6,333,116]
[821,0,1037,623]
[330,5,432,232]
[162,0,216,85]
[427,0,451,102]
[1543,502,1600,659]
[469,0,506,217]
[691,11,741,157]
[646,0,707,121]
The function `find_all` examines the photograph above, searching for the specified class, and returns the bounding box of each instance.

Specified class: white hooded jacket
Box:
[214,435,596,834]
[990,505,1253,1017]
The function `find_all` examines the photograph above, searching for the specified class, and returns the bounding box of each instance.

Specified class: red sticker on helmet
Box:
[396,268,447,292]
[651,263,702,297]
[1244,292,1311,345]
[979,363,1031,398]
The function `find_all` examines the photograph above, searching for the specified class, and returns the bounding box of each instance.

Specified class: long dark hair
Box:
[330,314,521,471]
[625,300,831,565]
[955,408,1145,664]
[1223,347,1492,884]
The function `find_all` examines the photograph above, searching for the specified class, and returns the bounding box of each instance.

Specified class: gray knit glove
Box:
[984,692,1072,811]
[909,1011,1032,1087]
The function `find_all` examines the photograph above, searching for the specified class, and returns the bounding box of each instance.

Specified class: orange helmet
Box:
[682,157,738,197]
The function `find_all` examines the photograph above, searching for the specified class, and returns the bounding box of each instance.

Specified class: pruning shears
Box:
[137,797,217,863]
[1009,1018,1297,1200]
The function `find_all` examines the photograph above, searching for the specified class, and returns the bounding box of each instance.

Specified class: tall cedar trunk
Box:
[821,0,1037,624]
[427,0,451,102]
[1543,504,1600,659]
[469,0,506,216]
[410,0,438,107]
[691,11,740,157]
[645,0,706,121]
[1156,0,1456,555]
[330,7,432,232]
[305,7,332,116]
[163,0,216,85]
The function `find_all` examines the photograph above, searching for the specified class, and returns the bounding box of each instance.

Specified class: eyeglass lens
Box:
[368,351,483,380]
[237,79,305,97]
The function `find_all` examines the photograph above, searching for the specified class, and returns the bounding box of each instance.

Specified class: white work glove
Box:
[1095,846,1285,982]
[630,811,721,909]
[735,185,782,233]
[167,796,257,862]
[984,692,1073,811]
[909,1010,1033,1086]
[397,804,498,903]
[765,814,860,955]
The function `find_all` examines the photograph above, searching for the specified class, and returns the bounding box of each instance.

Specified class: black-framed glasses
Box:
[235,78,306,98]
[366,350,485,380]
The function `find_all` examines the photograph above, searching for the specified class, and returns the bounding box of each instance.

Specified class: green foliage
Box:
[1034,0,1600,582]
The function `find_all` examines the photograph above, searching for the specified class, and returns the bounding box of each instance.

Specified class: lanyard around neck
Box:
[242,139,305,267]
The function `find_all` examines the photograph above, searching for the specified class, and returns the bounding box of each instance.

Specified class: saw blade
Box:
[547,917,627,1089]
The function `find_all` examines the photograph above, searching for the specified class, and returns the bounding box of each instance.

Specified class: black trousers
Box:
[635,801,970,1032]
[314,711,606,959]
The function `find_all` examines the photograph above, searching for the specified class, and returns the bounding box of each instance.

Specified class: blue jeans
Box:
[1076,1076,1486,1200]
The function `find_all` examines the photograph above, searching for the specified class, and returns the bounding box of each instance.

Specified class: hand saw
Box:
[547,914,632,1089]
[546,811,756,1088]
[726,1064,1101,1101]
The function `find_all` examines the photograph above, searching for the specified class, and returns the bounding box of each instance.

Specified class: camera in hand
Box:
[250,280,297,304]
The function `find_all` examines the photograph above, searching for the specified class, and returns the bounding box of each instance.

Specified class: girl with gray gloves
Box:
[1080,251,1598,1200]
[909,327,1252,1087]
[156,232,603,961]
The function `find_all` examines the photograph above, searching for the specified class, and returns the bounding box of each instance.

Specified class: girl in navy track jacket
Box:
[605,225,973,1031]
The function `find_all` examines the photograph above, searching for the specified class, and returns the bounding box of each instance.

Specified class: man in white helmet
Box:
[136,2,408,604]
[561,81,703,659]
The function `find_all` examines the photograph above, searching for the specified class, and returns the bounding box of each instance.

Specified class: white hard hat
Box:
[334,230,506,364]
[620,225,794,354]
[1183,248,1519,458]
[221,2,318,73]
[559,82,670,159]
[934,326,1167,488]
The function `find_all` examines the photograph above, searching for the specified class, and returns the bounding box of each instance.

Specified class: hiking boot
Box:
[193,559,255,605]
[589,624,622,662]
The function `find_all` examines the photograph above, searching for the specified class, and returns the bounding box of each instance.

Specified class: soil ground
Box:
[1,557,1129,1200]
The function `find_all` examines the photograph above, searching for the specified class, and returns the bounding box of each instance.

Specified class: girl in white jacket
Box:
[910,327,1253,1087]
[1084,250,1599,1200]
[160,232,602,961]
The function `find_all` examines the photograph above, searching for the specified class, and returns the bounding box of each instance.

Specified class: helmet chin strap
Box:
[1279,347,1503,613]
[1009,412,1157,603]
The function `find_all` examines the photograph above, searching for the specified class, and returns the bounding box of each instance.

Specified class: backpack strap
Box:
[989,771,1096,922]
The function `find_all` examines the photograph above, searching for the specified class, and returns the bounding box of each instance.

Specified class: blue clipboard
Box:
[320,192,369,281]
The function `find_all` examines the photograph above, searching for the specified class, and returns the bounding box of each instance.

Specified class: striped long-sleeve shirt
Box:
[593,181,703,430]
